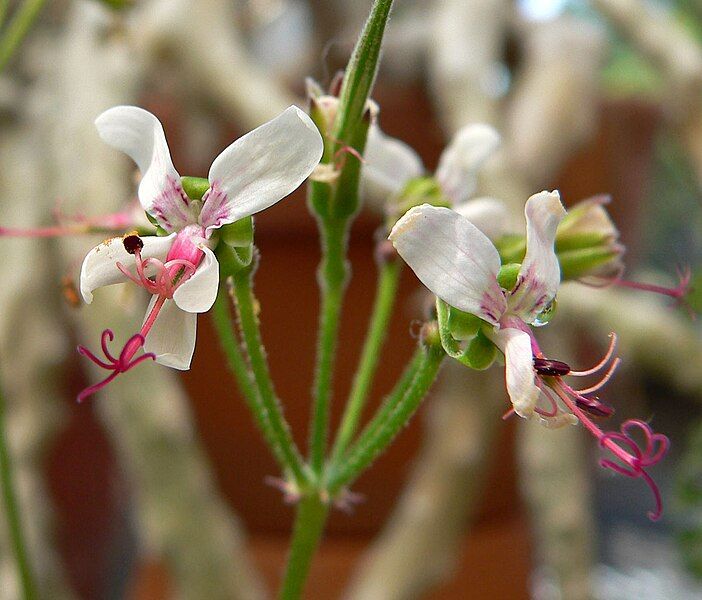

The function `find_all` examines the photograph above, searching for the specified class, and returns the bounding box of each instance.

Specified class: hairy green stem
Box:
[0,382,37,599]
[332,0,393,151]
[212,284,298,474]
[340,346,424,461]
[309,217,349,474]
[328,344,444,494]
[231,268,309,487]
[278,495,329,600]
[330,259,401,462]
[0,0,47,73]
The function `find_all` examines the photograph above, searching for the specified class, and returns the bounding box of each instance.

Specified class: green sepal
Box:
[555,231,613,253]
[219,216,254,248]
[447,306,482,340]
[385,177,450,231]
[181,176,210,201]
[495,235,526,265]
[215,241,253,277]
[145,212,170,236]
[497,263,521,291]
[461,330,497,370]
[558,246,621,280]
[330,108,371,219]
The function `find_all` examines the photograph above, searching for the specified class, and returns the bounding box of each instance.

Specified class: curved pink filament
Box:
[570,333,617,376]
[76,329,156,402]
[573,358,622,395]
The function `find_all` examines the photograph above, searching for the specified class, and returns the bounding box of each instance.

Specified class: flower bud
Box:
[555,196,624,279]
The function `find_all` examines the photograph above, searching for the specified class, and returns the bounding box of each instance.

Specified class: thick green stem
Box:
[278,495,329,600]
[0,382,37,599]
[231,268,309,487]
[330,259,401,462]
[0,0,47,73]
[309,217,349,474]
[328,344,445,494]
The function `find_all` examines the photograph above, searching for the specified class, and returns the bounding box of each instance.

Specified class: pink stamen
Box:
[117,248,197,299]
[77,329,156,402]
[552,379,668,521]
[523,329,667,519]
[573,357,621,395]
[570,333,618,376]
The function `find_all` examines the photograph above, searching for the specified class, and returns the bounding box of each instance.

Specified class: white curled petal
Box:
[143,297,197,370]
[487,327,539,418]
[80,233,176,303]
[435,124,501,205]
[173,246,219,313]
[454,196,509,241]
[389,204,506,324]
[95,106,194,231]
[200,106,323,234]
[509,190,566,322]
[362,124,424,202]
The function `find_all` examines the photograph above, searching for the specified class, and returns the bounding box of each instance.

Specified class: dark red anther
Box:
[533,357,571,377]
[123,233,144,255]
[575,396,615,418]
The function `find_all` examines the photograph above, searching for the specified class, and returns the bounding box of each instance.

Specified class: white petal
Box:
[486,327,539,418]
[143,297,197,370]
[453,196,509,241]
[362,124,424,202]
[389,204,506,324]
[200,106,323,235]
[95,106,195,231]
[435,124,501,205]
[80,234,176,303]
[173,246,219,313]
[508,191,566,322]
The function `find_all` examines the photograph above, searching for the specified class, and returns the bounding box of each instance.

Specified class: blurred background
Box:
[2,0,702,598]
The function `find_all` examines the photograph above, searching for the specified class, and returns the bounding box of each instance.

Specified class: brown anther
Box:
[575,396,615,418]
[533,357,571,377]
[122,232,144,255]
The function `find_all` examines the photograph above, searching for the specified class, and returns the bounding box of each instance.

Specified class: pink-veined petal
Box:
[172,246,219,313]
[362,124,424,202]
[487,326,540,418]
[80,233,176,304]
[143,296,197,370]
[95,106,195,231]
[508,191,566,322]
[389,204,506,324]
[435,124,501,205]
[200,106,323,235]
[454,196,509,241]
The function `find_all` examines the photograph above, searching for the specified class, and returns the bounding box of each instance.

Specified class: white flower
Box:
[80,105,323,370]
[363,123,507,239]
[389,191,566,418]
